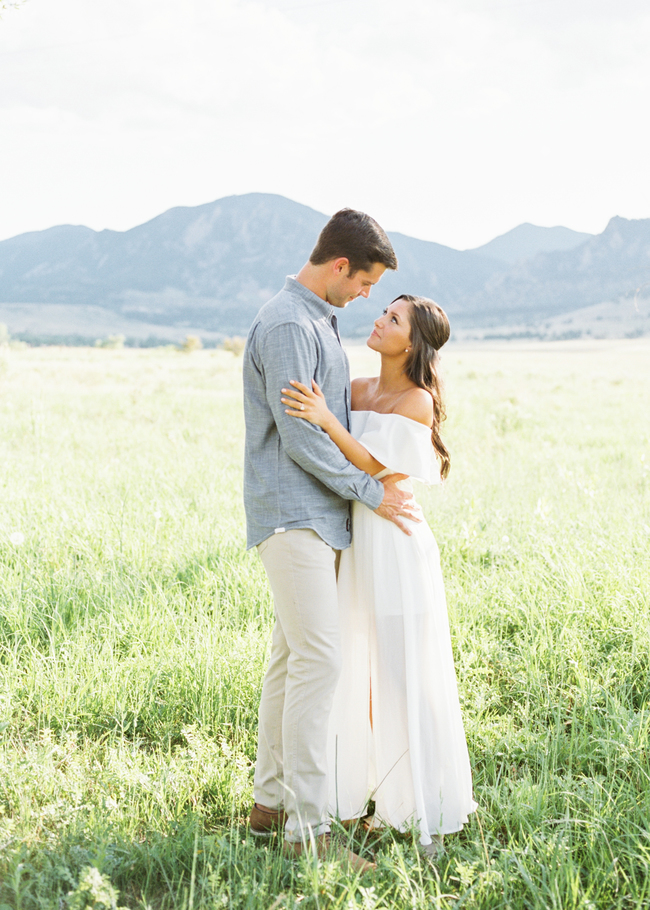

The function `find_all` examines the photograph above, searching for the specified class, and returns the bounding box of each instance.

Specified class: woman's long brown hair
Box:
[396,295,451,479]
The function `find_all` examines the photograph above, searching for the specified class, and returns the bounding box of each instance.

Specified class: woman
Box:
[280,294,476,852]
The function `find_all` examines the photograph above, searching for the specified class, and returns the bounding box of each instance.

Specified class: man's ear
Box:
[331,257,350,275]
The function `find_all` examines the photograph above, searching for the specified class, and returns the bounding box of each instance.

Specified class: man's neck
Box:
[295,262,329,302]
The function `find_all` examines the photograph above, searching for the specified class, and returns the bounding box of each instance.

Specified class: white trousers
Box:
[254,529,341,842]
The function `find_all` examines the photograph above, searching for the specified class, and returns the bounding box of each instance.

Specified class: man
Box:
[243,208,414,870]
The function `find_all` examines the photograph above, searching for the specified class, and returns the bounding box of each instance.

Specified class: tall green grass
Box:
[0,340,649,909]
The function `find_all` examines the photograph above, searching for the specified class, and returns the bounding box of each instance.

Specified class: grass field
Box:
[1,339,649,909]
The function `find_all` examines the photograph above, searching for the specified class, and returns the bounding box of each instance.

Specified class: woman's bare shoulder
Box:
[351,376,373,392]
[351,376,375,409]
[392,387,434,427]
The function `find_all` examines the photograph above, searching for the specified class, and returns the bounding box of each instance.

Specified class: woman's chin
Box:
[366,335,378,351]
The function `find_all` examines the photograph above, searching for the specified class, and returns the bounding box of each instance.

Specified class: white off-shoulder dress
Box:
[327,411,477,845]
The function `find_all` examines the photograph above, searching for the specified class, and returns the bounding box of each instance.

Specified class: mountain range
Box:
[0,193,648,342]
[470,223,593,264]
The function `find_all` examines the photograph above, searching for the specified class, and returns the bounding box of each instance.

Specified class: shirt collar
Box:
[284,276,335,321]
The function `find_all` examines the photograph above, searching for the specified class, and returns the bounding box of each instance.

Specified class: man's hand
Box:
[374,474,422,535]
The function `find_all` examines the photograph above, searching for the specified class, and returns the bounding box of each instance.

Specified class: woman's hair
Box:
[397,295,451,479]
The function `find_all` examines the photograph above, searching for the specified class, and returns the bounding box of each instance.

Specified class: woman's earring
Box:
[405,348,409,353]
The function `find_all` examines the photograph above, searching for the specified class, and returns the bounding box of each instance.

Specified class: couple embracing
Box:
[243,209,476,872]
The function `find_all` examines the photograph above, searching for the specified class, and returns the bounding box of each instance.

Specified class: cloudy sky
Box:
[1,0,649,249]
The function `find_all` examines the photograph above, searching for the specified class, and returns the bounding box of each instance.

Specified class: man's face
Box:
[326,260,386,309]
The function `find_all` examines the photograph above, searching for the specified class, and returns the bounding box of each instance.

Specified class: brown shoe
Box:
[340,814,375,833]
[249,803,287,837]
[283,833,376,874]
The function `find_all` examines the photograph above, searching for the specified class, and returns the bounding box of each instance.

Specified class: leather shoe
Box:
[283,833,376,874]
[250,803,287,837]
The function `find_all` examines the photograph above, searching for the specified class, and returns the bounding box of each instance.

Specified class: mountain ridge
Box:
[0,194,648,341]
[470,223,593,264]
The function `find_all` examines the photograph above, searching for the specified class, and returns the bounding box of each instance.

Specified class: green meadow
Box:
[1,339,649,909]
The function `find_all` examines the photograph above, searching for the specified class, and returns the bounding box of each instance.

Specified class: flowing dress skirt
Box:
[327,413,476,845]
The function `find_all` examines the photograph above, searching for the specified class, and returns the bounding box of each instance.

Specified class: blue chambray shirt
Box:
[243,276,384,550]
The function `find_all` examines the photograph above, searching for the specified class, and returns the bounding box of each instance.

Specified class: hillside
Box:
[470,223,593,264]
[0,195,648,341]
[0,193,504,337]
[461,216,650,327]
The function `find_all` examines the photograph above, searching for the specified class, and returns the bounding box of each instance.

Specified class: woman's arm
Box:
[281,380,386,476]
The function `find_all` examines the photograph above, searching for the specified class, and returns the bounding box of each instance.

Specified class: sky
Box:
[1,0,649,250]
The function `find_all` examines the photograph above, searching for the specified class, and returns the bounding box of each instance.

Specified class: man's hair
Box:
[309,208,398,274]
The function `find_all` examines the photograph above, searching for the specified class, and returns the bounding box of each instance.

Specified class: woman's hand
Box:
[281,380,332,430]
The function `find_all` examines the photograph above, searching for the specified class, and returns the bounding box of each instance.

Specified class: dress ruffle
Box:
[350,411,441,485]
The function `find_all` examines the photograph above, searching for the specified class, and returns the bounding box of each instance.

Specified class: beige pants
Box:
[255,529,341,842]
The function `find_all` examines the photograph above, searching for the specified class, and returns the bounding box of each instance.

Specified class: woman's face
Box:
[367,298,412,356]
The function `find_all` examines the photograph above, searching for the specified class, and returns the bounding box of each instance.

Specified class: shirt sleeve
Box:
[259,322,384,510]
